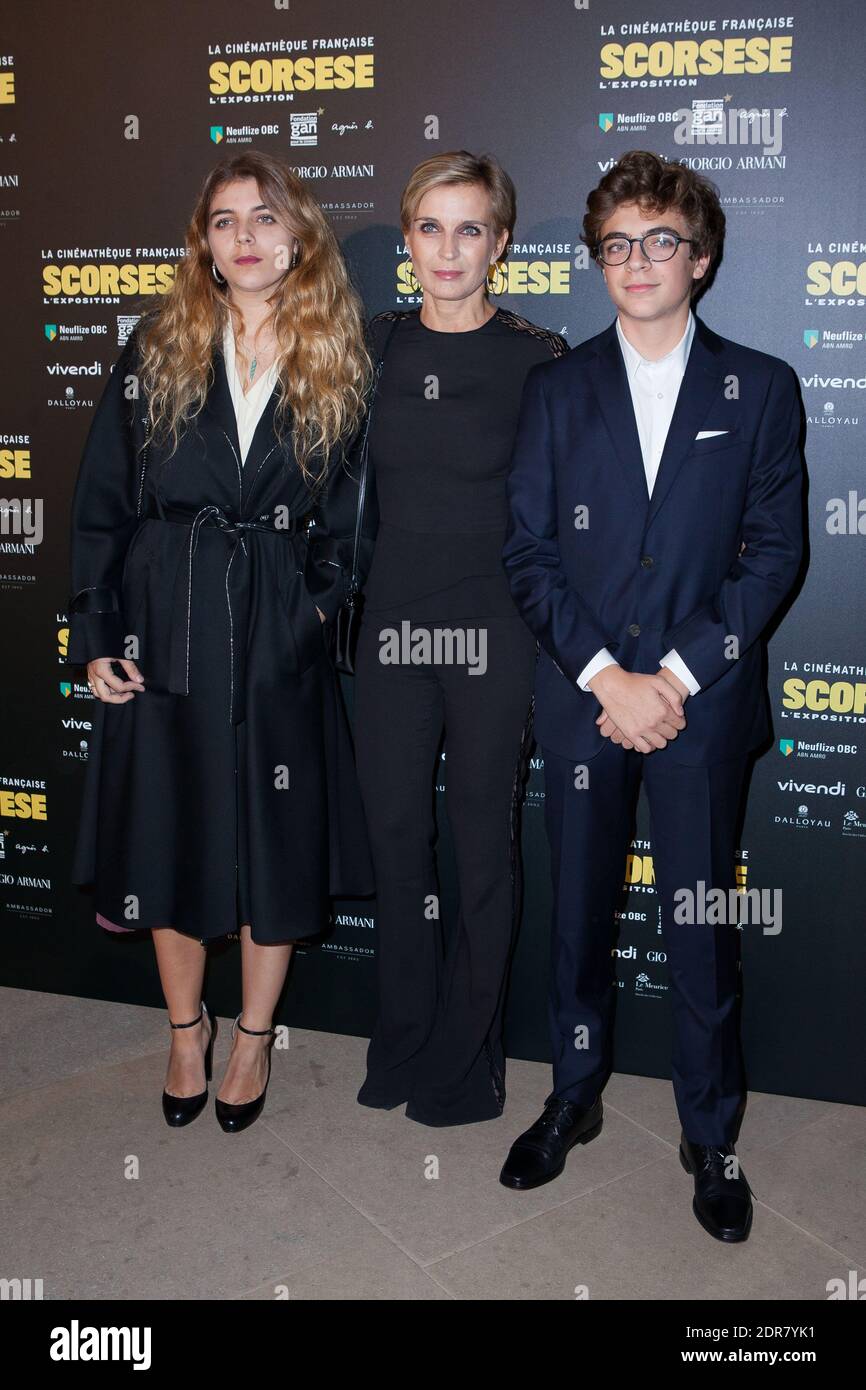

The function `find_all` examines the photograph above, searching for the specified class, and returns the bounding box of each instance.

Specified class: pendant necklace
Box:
[240,332,273,390]
[246,341,271,383]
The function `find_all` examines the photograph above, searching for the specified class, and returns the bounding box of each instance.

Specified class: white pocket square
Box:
[695,429,729,439]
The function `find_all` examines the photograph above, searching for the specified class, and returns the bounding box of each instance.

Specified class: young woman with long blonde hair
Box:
[68,150,373,1133]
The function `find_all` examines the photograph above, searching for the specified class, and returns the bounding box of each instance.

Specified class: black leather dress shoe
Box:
[215,1015,275,1134]
[499,1096,603,1190]
[162,1001,217,1128]
[679,1135,753,1242]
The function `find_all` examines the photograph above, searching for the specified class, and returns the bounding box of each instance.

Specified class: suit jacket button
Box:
[640,555,654,568]
[628,623,641,637]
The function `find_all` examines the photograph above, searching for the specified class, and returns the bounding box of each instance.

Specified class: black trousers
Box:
[353,591,537,1125]
[542,740,749,1145]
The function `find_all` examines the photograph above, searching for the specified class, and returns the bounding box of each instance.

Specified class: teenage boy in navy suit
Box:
[500,151,803,1241]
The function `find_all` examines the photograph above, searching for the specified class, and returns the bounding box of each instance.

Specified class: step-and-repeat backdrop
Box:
[1,1,863,1104]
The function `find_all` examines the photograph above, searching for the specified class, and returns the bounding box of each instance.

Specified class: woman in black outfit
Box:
[354,151,568,1126]
[67,151,373,1132]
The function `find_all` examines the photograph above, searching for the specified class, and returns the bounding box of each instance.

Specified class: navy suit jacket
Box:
[502,315,804,765]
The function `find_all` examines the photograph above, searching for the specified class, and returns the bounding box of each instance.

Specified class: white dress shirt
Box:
[575,310,700,698]
[222,323,280,465]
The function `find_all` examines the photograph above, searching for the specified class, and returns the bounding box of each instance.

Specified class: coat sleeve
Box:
[302,316,387,621]
[302,428,378,623]
[67,332,144,664]
[661,362,804,692]
[503,361,620,686]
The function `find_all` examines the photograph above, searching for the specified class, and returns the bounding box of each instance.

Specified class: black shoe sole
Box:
[499,1116,603,1190]
[678,1144,753,1242]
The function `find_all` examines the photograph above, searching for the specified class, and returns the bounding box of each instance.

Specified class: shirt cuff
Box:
[577,648,619,692]
[660,648,700,696]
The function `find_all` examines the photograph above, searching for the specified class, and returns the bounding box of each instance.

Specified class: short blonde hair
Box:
[400,150,515,254]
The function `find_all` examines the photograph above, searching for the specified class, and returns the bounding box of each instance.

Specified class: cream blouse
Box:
[222,323,280,465]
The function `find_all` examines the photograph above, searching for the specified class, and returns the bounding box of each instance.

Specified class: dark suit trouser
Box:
[541,739,748,1145]
[354,602,537,1125]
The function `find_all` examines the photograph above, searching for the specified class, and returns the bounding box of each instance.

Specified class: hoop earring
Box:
[211,260,227,286]
[486,260,506,295]
[286,240,300,272]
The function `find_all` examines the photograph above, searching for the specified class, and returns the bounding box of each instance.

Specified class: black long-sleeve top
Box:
[361,306,569,616]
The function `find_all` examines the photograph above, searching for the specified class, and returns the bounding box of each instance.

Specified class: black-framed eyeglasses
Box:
[595,232,694,266]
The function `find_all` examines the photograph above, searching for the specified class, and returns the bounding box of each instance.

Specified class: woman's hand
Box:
[87,657,145,703]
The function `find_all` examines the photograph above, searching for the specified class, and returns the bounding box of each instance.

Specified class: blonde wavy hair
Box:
[134,149,372,487]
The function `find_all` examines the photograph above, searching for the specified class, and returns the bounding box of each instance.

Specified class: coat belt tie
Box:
[161,503,303,725]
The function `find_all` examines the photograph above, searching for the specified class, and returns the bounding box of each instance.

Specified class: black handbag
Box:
[329,317,400,674]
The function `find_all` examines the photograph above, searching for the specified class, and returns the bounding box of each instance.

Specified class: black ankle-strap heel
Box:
[161,1000,217,1128]
[215,1014,276,1134]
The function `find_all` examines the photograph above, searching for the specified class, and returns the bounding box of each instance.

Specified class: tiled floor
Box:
[1,987,862,1300]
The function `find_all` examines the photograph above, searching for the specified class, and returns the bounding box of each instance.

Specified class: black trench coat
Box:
[67,327,374,944]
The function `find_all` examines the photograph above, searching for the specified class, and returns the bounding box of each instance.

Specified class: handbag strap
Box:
[346,314,402,600]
